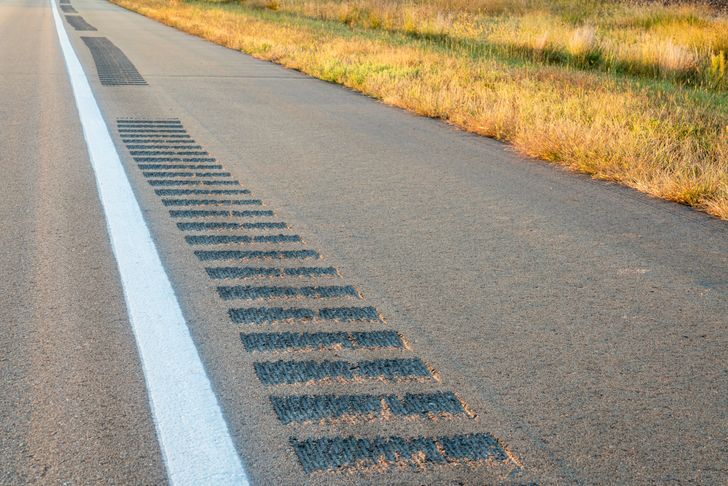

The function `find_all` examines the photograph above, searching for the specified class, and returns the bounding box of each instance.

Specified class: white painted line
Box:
[49,3,249,485]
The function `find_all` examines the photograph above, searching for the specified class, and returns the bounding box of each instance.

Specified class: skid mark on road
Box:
[117,118,526,478]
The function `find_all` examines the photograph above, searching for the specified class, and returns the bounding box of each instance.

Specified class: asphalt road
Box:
[1,0,727,483]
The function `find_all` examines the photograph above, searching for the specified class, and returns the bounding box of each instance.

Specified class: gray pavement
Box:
[1,0,727,483]
[0,1,166,483]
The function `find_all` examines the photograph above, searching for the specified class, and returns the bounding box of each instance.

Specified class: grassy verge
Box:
[112,0,728,219]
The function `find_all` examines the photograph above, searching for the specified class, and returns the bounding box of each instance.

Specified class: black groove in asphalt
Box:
[157,189,251,195]
[162,198,261,206]
[195,250,319,261]
[270,391,466,424]
[185,234,300,245]
[217,284,359,300]
[81,37,146,86]
[240,330,404,352]
[290,434,508,473]
[205,266,337,279]
[115,118,519,477]
[253,358,433,385]
[65,15,96,31]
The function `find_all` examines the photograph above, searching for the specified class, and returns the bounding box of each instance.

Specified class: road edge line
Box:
[49,2,249,484]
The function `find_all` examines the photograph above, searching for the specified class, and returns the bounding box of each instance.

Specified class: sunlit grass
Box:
[238,0,728,87]
[113,0,728,218]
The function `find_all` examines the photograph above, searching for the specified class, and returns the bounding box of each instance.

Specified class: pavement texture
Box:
[1,0,727,483]
[0,0,166,483]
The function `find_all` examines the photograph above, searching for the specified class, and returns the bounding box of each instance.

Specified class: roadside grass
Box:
[239,0,728,88]
[112,0,728,218]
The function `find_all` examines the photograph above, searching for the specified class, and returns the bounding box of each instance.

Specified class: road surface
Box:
[1,0,727,483]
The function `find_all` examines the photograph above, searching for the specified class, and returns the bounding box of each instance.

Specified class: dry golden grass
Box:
[112,0,728,218]
[240,0,728,86]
